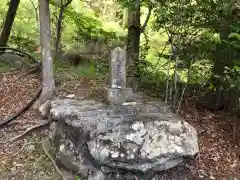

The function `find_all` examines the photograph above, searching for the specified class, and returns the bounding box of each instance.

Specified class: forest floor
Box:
[0,71,240,180]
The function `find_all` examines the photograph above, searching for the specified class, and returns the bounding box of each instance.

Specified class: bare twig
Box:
[8,122,49,143]
[155,42,168,68]
[13,141,40,156]
[177,83,187,113]
[177,60,192,113]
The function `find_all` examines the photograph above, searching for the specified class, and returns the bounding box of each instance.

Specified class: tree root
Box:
[41,137,68,180]
[18,66,41,79]
[0,46,42,129]
[0,85,42,128]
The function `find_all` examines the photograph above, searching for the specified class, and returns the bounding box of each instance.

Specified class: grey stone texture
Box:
[105,47,133,105]
[48,94,199,179]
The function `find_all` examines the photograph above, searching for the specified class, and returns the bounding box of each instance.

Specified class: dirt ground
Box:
[0,72,239,180]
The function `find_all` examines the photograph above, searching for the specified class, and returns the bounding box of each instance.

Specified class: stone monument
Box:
[105,47,133,105]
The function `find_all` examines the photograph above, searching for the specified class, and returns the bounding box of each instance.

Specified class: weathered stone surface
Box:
[109,47,127,89]
[88,114,198,172]
[0,53,30,70]
[48,97,199,179]
[39,100,51,118]
[102,164,199,180]
[105,47,133,105]
[105,87,133,105]
[88,170,105,180]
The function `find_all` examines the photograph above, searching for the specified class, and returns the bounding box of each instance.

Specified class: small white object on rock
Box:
[26,144,35,151]
[88,170,105,180]
[122,102,136,106]
[66,94,75,98]
[10,167,17,176]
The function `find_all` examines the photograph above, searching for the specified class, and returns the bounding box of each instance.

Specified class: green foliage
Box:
[215,30,240,91]
[74,176,81,180]
[0,0,239,109]
[0,0,125,55]
[72,63,96,78]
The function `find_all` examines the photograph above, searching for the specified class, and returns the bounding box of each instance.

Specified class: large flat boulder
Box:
[47,97,199,179]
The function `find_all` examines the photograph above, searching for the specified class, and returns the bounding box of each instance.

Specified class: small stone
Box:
[210,175,215,180]
[60,144,65,151]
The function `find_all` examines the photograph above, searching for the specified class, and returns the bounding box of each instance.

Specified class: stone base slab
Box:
[104,87,133,105]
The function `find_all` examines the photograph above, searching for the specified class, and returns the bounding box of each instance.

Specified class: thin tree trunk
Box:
[172,58,178,111]
[55,0,72,55]
[165,57,171,103]
[30,0,40,33]
[39,0,56,104]
[140,3,152,33]
[0,0,20,48]
[126,0,141,92]
[177,60,192,113]
[55,5,64,55]
[121,8,128,28]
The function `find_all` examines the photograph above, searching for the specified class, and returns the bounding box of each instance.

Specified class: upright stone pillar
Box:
[105,47,133,105]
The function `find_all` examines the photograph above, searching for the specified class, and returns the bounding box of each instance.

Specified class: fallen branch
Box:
[1,70,20,75]
[8,122,49,143]
[41,137,68,180]
[17,66,41,79]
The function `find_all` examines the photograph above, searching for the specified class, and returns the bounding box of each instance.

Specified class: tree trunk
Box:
[39,0,56,104]
[126,0,141,92]
[121,8,128,29]
[0,0,20,48]
[55,0,72,56]
[55,6,64,55]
